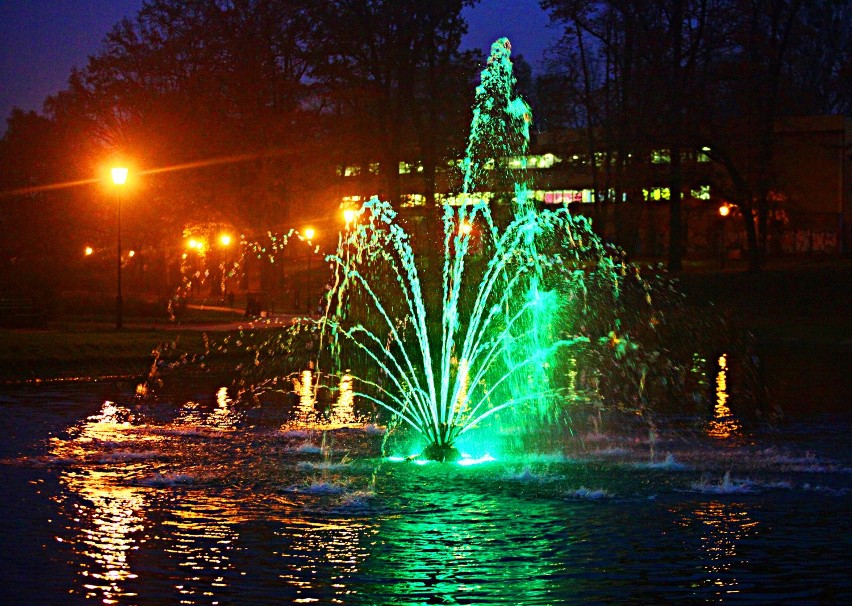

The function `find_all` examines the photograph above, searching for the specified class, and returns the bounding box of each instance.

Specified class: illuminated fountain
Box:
[188,38,741,462]
[312,39,637,461]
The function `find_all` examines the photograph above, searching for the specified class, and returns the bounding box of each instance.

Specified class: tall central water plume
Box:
[317,39,608,461]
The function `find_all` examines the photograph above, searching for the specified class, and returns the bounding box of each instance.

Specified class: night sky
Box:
[0,0,559,127]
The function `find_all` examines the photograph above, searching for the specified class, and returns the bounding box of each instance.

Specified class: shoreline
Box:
[1,262,849,383]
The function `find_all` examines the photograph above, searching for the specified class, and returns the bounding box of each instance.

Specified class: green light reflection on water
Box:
[360,465,581,606]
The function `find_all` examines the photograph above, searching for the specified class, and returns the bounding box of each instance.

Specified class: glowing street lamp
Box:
[718,204,731,217]
[84,246,94,256]
[111,167,128,186]
[343,208,357,226]
[219,233,232,247]
[304,227,315,241]
[111,166,128,329]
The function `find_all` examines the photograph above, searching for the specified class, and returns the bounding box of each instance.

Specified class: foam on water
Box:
[286,481,348,495]
[689,471,757,494]
[297,461,352,471]
[137,472,196,487]
[502,466,564,483]
[287,442,322,454]
[639,452,690,470]
[567,487,613,500]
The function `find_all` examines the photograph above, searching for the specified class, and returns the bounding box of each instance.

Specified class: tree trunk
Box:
[668,0,685,271]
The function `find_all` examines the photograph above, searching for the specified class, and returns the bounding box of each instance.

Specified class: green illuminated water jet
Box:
[319,39,607,461]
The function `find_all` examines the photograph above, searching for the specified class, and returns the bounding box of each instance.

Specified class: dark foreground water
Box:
[1,378,850,605]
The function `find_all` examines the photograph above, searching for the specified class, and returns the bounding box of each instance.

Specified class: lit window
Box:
[697,147,711,163]
[399,161,423,174]
[651,150,671,164]
[538,153,560,168]
[441,192,493,206]
[401,194,426,207]
[643,187,671,201]
[690,185,711,200]
[521,154,560,169]
[541,190,596,205]
[343,165,361,177]
[368,162,380,175]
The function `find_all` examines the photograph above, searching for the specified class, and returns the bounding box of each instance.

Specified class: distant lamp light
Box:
[84,246,94,256]
[128,250,135,258]
[343,209,357,225]
[459,221,473,236]
[304,227,315,241]
[187,238,199,249]
[718,204,731,217]
[111,167,128,185]
[219,233,232,247]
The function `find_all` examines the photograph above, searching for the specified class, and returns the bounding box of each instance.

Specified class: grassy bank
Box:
[0,303,253,382]
[2,261,849,383]
[0,325,222,382]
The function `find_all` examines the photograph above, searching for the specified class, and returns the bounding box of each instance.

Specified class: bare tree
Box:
[308,0,476,206]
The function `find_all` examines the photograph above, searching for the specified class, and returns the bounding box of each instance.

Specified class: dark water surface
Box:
[1,377,850,605]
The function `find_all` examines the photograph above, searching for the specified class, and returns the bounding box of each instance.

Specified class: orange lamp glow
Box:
[111,167,128,185]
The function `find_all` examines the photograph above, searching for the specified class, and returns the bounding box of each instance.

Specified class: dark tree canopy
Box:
[539,0,851,270]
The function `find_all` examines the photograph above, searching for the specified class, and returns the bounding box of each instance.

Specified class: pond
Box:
[1,358,849,605]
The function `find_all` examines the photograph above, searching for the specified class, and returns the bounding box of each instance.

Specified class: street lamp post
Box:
[111,167,128,329]
[304,228,315,314]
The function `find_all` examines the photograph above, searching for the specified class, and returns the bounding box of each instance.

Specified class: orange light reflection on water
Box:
[275,518,370,602]
[162,495,245,602]
[673,500,759,597]
[329,373,356,426]
[706,354,741,440]
[47,392,376,603]
[50,400,152,604]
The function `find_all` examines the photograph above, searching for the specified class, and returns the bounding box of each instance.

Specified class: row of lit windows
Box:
[535,187,709,204]
[651,148,712,164]
[349,186,712,209]
[338,154,563,177]
[644,185,711,201]
[337,148,711,177]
